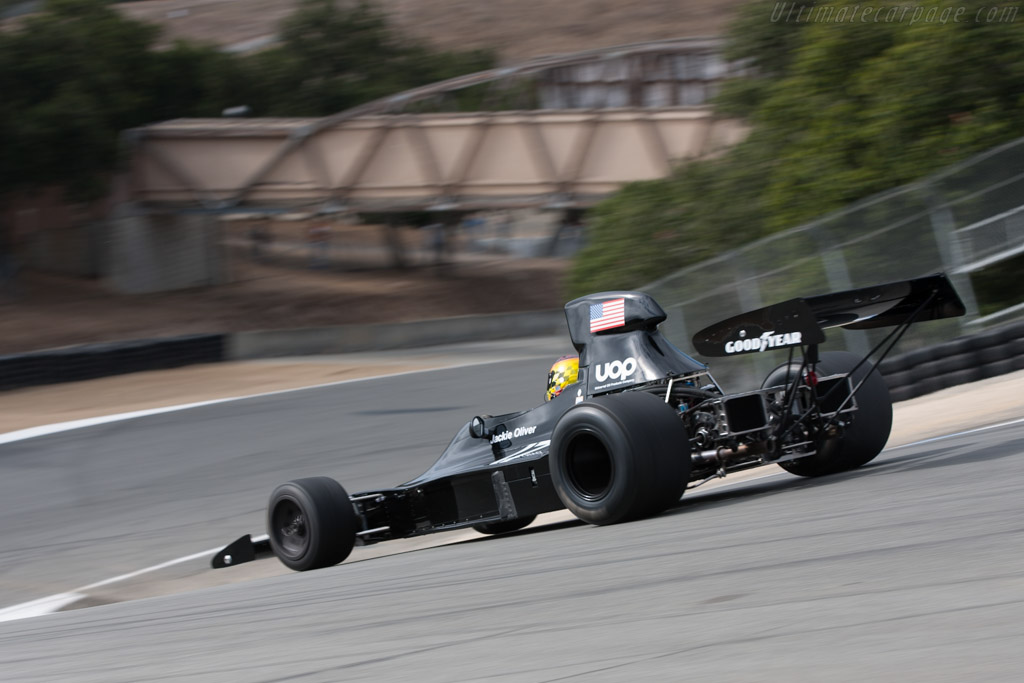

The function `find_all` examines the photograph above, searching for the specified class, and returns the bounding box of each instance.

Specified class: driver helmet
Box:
[546,355,579,401]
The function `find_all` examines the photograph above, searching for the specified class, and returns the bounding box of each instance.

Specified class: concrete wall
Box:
[1,186,110,277]
[104,208,225,293]
[228,311,566,358]
[28,222,101,277]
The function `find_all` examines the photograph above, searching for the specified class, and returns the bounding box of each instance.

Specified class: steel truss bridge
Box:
[123,38,745,213]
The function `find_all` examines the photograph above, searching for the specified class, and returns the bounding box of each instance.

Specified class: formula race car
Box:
[213,274,965,571]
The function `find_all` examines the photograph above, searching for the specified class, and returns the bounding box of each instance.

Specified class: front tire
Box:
[267,476,357,571]
[549,391,691,525]
[764,351,893,477]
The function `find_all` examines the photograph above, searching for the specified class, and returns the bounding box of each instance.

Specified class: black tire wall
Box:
[879,319,1024,401]
[0,335,225,391]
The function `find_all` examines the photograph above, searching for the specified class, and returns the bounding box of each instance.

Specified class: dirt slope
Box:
[0,257,565,354]
[119,0,746,61]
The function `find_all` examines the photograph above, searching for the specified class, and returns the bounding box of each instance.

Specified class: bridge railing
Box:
[644,136,1024,390]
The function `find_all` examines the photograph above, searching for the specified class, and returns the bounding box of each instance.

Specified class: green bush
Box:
[571,0,1024,296]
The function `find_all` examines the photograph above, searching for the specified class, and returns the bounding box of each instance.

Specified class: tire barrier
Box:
[1,318,1021,398]
[879,320,1024,402]
[0,310,565,392]
[0,335,225,391]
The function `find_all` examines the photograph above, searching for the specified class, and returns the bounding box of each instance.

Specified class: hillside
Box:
[0,255,566,354]
[118,0,747,61]
[0,0,750,354]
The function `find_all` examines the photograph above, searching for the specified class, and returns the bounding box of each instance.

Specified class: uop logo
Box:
[595,357,638,383]
[725,330,802,354]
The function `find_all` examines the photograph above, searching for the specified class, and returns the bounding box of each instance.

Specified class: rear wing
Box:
[692,274,965,357]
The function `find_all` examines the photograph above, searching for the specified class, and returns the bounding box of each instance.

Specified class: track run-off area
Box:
[1,337,1023,681]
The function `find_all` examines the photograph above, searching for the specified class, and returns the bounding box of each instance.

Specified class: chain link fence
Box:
[645,136,1024,390]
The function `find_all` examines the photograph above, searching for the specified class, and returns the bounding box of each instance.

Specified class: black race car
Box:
[213,274,965,572]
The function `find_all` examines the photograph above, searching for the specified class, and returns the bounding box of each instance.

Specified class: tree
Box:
[0,0,496,199]
[243,0,494,116]
[0,0,163,196]
[571,0,1024,296]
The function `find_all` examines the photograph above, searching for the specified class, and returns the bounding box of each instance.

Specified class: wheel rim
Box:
[271,498,308,559]
[564,432,613,501]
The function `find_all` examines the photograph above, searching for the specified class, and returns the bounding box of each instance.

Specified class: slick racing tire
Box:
[472,516,537,535]
[267,476,357,571]
[763,351,893,478]
[550,391,691,526]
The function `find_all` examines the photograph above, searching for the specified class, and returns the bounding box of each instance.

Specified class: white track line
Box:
[3,400,1021,622]
[0,539,277,623]
[0,470,792,623]
[0,593,87,622]
[887,416,1024,449]
[0,356,547,446]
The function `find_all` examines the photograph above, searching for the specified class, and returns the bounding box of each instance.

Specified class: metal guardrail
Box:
[645,135,1024,390]
[953,204,1024,275]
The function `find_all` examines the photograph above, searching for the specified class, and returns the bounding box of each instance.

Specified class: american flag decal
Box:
[590,298,626,333]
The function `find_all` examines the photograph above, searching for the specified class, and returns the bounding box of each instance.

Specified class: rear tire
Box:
[472,516,536,535]
[549,391,691,525]
[764,351,892,477]
[267,476,357,571]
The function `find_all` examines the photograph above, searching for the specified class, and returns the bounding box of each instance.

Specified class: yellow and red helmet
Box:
[546,355,579,401]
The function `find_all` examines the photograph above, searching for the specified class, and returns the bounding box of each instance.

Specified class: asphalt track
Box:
[1,343,1023,681]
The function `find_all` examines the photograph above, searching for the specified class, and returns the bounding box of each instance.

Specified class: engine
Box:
[638,368,858,483]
